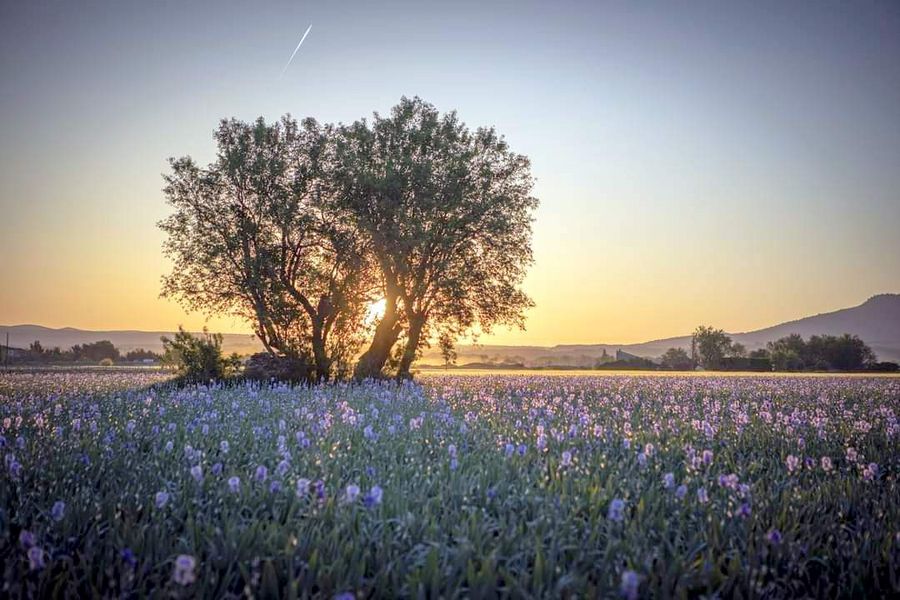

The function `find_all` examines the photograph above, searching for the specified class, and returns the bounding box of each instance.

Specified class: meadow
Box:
[1,370,899,598]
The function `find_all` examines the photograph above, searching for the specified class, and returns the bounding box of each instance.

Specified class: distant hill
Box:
[420,294,900,366]
[0,325,263,355]
[3,294,899,364]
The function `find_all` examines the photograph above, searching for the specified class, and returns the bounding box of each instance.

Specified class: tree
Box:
[125,348,162,362]
[160,116,375,382]
[729,342,747,358]
[29,340,44,358]
[660,347,693,370]
[829,334,875,370]
[808,334,875,371]
[767,334,807,370]
[161,327,241,383]
[335,97,537,379]
[692,326,733,370]
[438,332,457,370]
[71,340,120,363]
[766,333,876,371]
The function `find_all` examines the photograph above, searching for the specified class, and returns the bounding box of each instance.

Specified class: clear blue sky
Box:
[1,1,898,344]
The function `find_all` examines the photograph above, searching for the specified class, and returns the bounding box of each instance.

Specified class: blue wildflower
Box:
[608,498,625,522]
[663,473,675,489]
[121,547,137,570]
[345,484,361,502]
[620,570,640,600]
[364,485,383,508]
[28,546,45,570]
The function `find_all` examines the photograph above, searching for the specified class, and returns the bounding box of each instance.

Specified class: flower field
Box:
[2,370,899,598]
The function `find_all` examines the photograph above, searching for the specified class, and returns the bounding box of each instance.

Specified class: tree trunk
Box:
[310,322,330,383]
[353,294,401,381]
[310,297,333,383]
[396,313,426,380]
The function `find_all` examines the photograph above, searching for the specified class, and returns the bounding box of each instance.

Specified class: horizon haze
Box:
[5,293,900,363]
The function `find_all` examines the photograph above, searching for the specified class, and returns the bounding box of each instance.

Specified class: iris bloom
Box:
[608,498,625,522]
[620,570,639,600]
[173,554,197,585]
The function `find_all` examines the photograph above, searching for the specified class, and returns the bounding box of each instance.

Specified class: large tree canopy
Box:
[159,98,538,381]
[160,116,374,381]
[336,97,537,379]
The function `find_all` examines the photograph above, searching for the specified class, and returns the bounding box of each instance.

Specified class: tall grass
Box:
[1,372,898,597]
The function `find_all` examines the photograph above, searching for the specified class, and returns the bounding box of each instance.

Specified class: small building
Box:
[0,345,29,362]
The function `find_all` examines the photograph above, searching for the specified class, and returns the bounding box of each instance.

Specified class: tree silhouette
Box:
[160,116,375,381]
[336,97,537,379]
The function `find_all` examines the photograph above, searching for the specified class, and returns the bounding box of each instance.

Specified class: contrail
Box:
[280,24,312,77]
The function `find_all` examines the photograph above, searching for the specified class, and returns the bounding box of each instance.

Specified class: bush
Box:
[161,327,241,383]
[98,358,114,367]
[868,361,899,372]
[243,353,313,383]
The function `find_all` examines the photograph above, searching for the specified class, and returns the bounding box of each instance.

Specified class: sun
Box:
[365,298,386,324]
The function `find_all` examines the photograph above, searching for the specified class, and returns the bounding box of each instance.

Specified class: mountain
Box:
[3,294,899,364]
[0,325,263,356]
[724,294,900,362]
[419,294,900,366]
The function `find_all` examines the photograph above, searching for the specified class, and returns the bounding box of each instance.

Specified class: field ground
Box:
[1,369,899,597]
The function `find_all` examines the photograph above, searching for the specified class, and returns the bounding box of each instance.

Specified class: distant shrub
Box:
[868,361,899,372]
[161,327,241,383]
[98,358,114,367]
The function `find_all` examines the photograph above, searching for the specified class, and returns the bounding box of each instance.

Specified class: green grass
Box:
[1,371,898,597]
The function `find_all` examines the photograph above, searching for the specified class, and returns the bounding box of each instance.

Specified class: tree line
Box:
[10,340,161,365]
[654,327,897,372]
[159,97,537,382]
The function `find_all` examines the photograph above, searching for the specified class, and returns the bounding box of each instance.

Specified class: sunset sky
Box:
[1,1,899,346]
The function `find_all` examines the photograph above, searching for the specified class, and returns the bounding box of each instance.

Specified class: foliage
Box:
[159,98,538,383]
[691,326,740,369]
[1,372,899,597]
[438,332,458,369]
[160,116,374,382]
[767,334,876,371]
[242,352,313,384]
[17,340,122,364]
[767,334,806,371]
[336,97,537,379]
[660,347,693,370]
[124,348,162,362]
[690,328,875,372]
[71,340,120,363]
[161,327,241,383]
[869,361,899,372]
